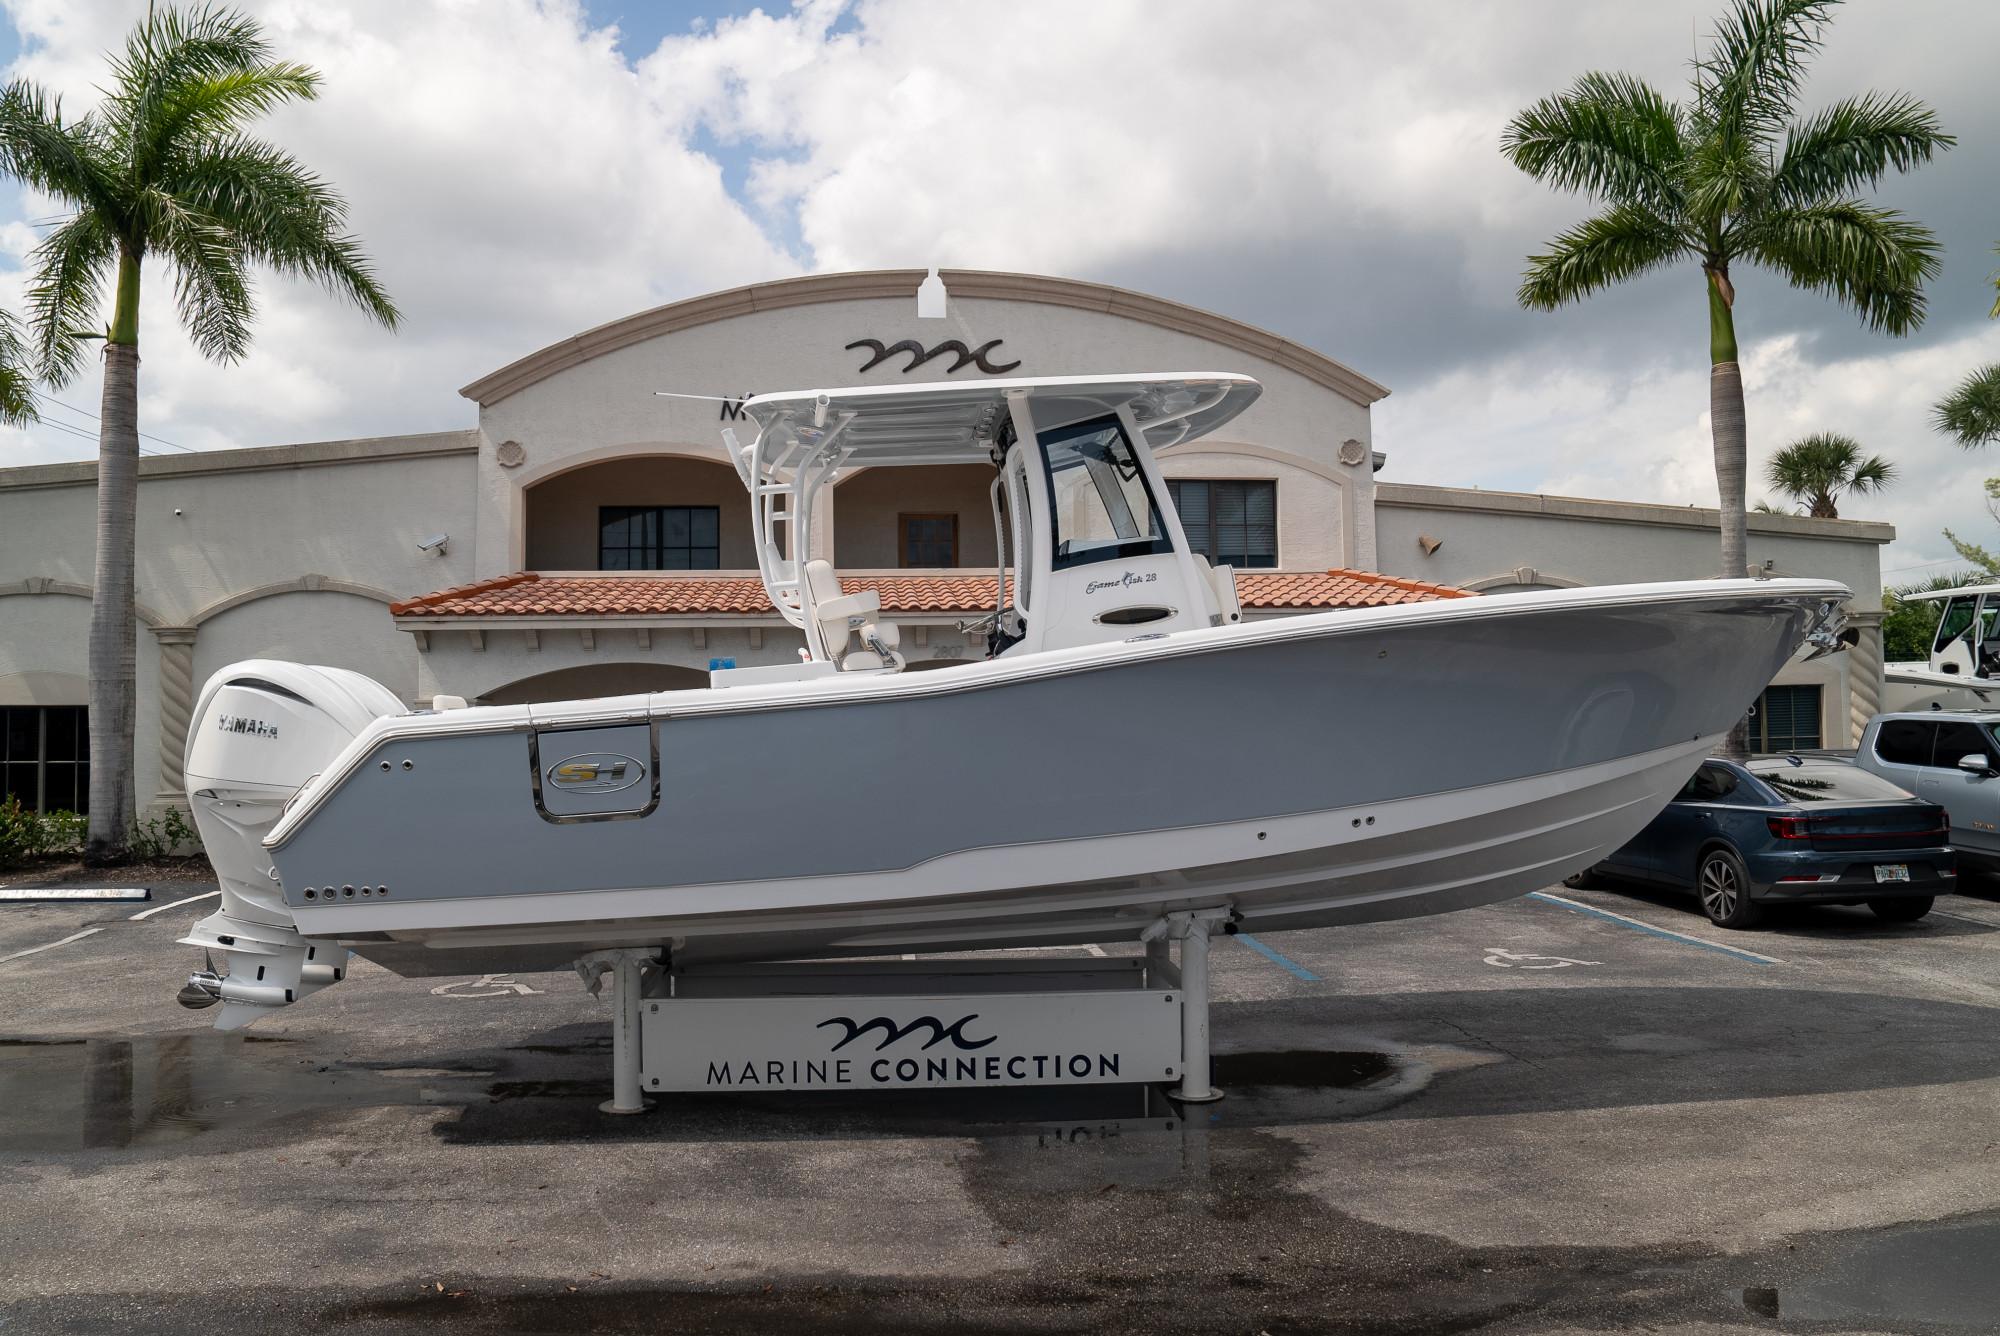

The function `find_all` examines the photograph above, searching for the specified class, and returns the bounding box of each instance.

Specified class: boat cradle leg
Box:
[1169,909,1231,1104]
[575,948,661,1115]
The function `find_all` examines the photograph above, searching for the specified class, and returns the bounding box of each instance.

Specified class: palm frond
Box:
[136,186,256,362]
[1773,92,1952,206]
[0,310,39,425]
[134,64,321,180]
[0,82,122,221]
[1518,204,1689,310]
[1846,455,1894,490]
[1697,0,1837,139]
[1500,71,1686,211]
[24,213,117,386]
[103,5,270,147]
[1935,364,2000,449]
[164,135,399,330]
[1740,200,1941,334]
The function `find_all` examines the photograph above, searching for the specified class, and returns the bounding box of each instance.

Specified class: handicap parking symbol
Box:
[1483,947,1599,970]
[429,974,544,998]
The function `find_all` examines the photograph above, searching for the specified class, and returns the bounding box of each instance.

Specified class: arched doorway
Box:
[524,456,753,571]
[478,662,710,705]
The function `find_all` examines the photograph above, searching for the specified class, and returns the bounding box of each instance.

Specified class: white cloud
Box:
[0,0,794,462]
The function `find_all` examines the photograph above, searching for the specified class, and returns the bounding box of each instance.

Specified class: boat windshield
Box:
[1039,415,1173,570]
[1934,596,1988,652]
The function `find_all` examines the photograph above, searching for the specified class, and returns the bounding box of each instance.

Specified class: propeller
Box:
[176,950,223,1010]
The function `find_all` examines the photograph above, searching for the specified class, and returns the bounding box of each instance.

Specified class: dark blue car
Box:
[1568,757,1954,928]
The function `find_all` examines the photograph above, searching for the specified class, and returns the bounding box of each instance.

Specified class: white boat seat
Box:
[804,558,902,670]
[842,620,905,672]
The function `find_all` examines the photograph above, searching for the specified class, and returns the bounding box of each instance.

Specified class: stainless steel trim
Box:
[528,722,663,825]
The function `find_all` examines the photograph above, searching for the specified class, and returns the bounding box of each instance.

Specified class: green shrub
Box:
[129,807,202,861]
[0,797,87,867]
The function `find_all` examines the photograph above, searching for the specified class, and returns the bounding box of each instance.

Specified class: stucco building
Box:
[0,269,1890,819]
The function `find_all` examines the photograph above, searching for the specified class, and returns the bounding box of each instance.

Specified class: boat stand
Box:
[575,947,663,1114]
[578,909,1234,1112]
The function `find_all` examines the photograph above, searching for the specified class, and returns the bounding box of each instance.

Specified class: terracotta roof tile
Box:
[391,568,1470,618]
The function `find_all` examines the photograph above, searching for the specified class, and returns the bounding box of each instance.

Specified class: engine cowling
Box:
[179,660,404,1028]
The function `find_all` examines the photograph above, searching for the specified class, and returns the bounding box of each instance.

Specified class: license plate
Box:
[1874,864,1910,883]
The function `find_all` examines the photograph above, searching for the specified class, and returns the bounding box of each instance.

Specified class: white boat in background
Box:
[1883,582,2000,711]
[174,372,1851,1030]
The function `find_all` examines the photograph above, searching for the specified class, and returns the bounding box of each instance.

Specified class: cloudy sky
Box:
[2,0,1997,588]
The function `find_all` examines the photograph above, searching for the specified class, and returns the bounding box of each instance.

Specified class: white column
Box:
[1845,611,1885,746]
[151,627,197,805]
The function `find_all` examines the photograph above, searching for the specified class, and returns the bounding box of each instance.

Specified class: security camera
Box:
[417,534,449,555]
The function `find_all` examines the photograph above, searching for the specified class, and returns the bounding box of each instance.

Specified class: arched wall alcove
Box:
[523,454,753,571]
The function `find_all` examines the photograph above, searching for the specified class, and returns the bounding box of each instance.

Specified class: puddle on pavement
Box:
[4,1030,1430,1161]
[439,1047,1423,1150]
[1735,1218,2000,1330]
[0,1033,474,1152]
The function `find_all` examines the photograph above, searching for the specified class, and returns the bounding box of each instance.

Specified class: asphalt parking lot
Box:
[4,878,2000,1335]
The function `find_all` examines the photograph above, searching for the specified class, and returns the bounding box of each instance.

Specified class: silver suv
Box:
[1854,710,2000,873]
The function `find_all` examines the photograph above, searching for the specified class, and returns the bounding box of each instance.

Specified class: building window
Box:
[1168,480,1277,568]
[1750,684,1821,753]
[900,513,958,567]
[598,506,720,570]
[1,705,88,814]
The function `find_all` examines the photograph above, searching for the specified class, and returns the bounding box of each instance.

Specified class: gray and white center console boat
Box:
[175,373,1848,1099]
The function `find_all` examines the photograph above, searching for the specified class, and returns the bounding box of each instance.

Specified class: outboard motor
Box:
[178,660,404,1029]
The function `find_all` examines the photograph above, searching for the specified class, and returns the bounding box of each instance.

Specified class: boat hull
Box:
[258,579,1842,975]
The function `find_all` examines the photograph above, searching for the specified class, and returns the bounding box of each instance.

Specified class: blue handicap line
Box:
[1232,931,1321,981]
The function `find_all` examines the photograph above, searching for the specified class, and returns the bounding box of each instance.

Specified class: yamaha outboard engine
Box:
[178,660,404,1028]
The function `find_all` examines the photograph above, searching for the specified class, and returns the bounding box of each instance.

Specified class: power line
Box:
[1881,556,1982,577]
[18,415,171,457]
[43,398,197,452]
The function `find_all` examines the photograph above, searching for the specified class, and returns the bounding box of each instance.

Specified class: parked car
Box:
[1853,710,2000,875]
[1567,756,1952,928]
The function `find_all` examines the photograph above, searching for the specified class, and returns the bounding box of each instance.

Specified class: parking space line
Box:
[128,889,220,921]
[1526,891,1784,965]
[1234,932,1322,981]
[0,928,104,965]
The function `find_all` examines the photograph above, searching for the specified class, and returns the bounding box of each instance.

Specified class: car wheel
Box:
[1869,896,1934,923]
[1562,866,1604,890]
[1697,847,1764,929]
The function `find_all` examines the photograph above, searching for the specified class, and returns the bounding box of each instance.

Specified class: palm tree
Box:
[0,7,398,861]
[1762,431,1894,517]
[1503,0,1948,582]
[1934,244,2000,449]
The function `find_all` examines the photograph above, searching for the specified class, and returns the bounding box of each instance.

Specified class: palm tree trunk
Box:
[85,250,142,863]
[1707,272,1747,579]
[1708,266,1754,761]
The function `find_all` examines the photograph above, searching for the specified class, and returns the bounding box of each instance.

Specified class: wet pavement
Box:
[3,878,2000,1333]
